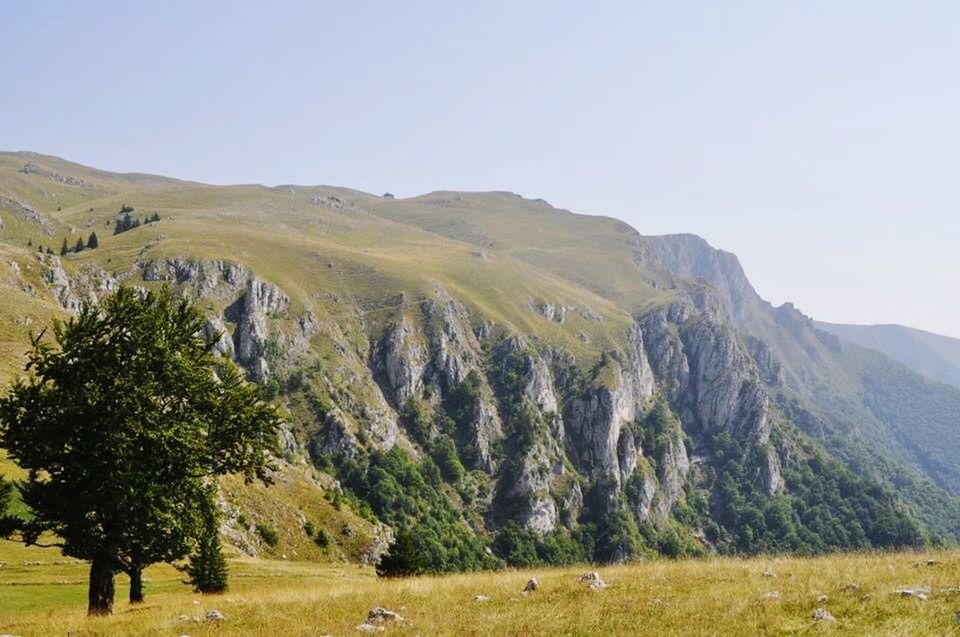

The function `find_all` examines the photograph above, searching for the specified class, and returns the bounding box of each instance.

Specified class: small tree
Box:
[0,286,281,615]
[74,237,85,253]
[185,502,229,594]
[87,232,99,249]
[0,476,15,536]
[60,238,69,256]
[114,213,133,235]
[151,212,161,223]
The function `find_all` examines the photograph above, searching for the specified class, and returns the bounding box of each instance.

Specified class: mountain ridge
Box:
[816,321,960,389]
[1,151,958,569]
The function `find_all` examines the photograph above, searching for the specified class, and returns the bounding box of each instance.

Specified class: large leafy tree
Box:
[0,286,280,615]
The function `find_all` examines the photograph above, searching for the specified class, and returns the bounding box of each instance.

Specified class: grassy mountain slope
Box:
[816,321,960,389]
[0,151,957,564]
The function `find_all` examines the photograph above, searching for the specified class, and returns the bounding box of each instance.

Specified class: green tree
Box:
[185,504,229,594]
[0,476,15,537]
[0,287,281,615]
[60,238,69,256]
[87,232,99,249]
[74,237,85,253]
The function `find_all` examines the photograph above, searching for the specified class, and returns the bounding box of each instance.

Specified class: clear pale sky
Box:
[3,2,958,337]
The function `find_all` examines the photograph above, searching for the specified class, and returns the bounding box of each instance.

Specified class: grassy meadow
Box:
[3,542,960,636]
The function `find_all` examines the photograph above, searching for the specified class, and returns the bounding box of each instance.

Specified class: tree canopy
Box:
[0,286,281,614]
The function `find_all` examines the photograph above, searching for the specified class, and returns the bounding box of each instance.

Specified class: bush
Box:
[314,528,330,548]
[256,523,279,547]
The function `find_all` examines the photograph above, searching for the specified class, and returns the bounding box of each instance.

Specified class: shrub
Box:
[256,523,279,547]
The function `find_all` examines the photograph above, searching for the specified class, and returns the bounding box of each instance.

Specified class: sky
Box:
[2,1,959,337]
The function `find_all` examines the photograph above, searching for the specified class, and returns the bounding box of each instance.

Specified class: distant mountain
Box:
[815,322,960,390]
[1,151,958,570]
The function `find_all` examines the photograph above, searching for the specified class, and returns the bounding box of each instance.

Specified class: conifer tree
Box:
[185,502,229,594]
[87,232,99,249]
[74,237,85,253]
[60,238,69,256]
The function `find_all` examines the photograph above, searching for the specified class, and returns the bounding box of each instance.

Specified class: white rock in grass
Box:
[895,587,931,600]
[523,577,539,593]
[812,608,836,622]
[367,607,403,623]
[205,610,225,622]
[763,591,781,600]
[356,624,384,633]
[577,571,606,589]
[473,595,491,603]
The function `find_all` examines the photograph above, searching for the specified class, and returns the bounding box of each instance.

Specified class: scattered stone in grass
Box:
[941,587,960,594]
[816,594,829,603]
[577,571,606,589]
[523,578,539,593]
[763,591,781,600]
[812,608,836,622]
[650,598,666,606]
[762,570,776,578]
[895,587,931,600]
[356,624,384,634]
[367,607,403,623]
[928,560,942,566]
[841,583,860,592]
[473,595,491,603]
[860,594,873,602]
[205,610,225,622]
[177,615,201,623]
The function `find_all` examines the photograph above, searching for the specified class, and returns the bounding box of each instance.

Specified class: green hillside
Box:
[1,151,958,571]
[817,321,960,389]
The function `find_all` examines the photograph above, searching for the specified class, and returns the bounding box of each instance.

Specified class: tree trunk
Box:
[129,567,144,604]
[87,556,116,616]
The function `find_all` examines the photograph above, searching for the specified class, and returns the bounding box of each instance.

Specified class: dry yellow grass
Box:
[3,544,960,636]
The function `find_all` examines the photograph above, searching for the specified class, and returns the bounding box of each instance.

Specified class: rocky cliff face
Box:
[120,253,791,553]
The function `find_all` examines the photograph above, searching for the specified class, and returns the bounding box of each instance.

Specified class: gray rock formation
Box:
[20,163,93,188]
[234,277,289,376]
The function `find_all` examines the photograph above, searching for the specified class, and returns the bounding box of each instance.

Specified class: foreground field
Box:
[3,542,960,636]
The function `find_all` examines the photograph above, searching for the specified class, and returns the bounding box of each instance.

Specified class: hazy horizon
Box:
[3,1,958,338]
